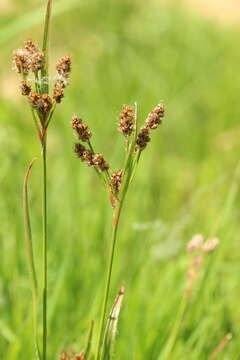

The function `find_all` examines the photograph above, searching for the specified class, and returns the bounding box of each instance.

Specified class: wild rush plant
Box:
[160,234,219,360]
[12,1,71,359]
[71,103,165,359]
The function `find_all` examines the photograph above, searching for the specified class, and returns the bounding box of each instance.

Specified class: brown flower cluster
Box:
[185,234,219,297]
[72,115,92,142]
[53,56,72,103]
[56,56,71,77]
[72,103,165,208]
[74,144,109,172]
[13,40,44,75]
[110,170,123,195]
[119,105,135,136]
[145,103,164,130]
[13,40,72,117]
[73,114,109,172]
[136,104,165,150]
[29,92,53,114]
[20,80,32,96]
[60,351,84,360]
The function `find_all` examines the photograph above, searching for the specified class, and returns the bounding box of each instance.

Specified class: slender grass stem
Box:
[96,202,123,360]
[23,159,41,360]
[161,296,187,360]
[42,138,48,360]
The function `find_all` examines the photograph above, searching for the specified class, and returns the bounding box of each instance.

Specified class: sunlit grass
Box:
[0,0,240,359]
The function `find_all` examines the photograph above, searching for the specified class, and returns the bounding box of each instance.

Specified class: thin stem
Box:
[42,138,48,360]
[96,202,123,360]
[161,296,187,360]
[23,159,42,360]
[41,0,52,94]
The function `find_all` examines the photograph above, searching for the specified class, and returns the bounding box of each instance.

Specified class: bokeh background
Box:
[1,0,240,358]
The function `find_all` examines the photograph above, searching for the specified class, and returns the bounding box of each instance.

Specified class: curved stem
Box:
[23,159,42,360]
[42,138,48,360]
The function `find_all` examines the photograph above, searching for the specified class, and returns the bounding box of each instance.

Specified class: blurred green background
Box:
[1,0,240,359]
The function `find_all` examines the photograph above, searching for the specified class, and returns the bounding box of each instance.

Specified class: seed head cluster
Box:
[53,56,72,103]
[72,115,92,142]
[92,153,110,172]
[29,92,53,114]
[60,352,85,360]
[13,39,72,119]
[74,143,109,172]
[185,234,219,297]
[13,40,45,75]
[20,80,32,96]
[145,103,164,130]
[136,127,150,150]
[119,105,135,136]
[56,55,72,77]
[111,170,123,194]
[135,104,164,151]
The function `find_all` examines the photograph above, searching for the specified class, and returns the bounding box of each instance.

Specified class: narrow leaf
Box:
[23,158,38,296]
[84,321,94,360]
[41,0,53,93]
[102,285,125,359]
[23,158,41,360]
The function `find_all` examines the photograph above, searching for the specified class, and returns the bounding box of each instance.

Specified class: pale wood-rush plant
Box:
[12,1,71,359]
[71,103,165,359]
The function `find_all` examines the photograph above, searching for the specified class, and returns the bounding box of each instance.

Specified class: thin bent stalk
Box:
[23,159,41,360]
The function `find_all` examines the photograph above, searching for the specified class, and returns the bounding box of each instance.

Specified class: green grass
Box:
[1,0,240,358]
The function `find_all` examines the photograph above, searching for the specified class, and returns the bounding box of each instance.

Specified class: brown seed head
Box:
[111,170,123,194]
[74,143,86,159]
[82,150,94,166]
[24,40,39,54]
[202,237,219,253]
[29,92,53,114]
[136,126,150,150]
[56,78,68,89]
[92,153,109,172]
[56,55,71,78]
[187,234,204,253]
[20,80,31,96]
[53,86,64,103]
[145,104,165,130]
[75,353,85,360]
[119,104,135,136]
[71,115,92,142]
[12,49,31,75]
[31,50,45,72]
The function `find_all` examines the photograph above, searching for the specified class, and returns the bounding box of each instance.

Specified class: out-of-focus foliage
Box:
[0,0,239,358]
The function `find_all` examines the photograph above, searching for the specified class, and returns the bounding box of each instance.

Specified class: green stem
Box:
[23,159,41,360]
[42,138,48,360]
[161,296,187,360]
[96,202,123,360]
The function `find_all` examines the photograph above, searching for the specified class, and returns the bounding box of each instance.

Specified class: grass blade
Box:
[208,333,232,360]
[23,158,41,360]
[102,285,125,360]
[41,0,53,93]
[84,321,94,360]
